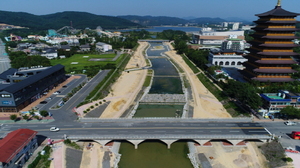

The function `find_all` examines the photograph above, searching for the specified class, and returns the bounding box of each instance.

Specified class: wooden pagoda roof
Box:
[253,68,297,73]
[256,6,300,17]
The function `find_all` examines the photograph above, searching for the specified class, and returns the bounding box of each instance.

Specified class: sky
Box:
[0,0,299,21]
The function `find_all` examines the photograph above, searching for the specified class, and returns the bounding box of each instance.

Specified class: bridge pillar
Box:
[195,140,210,146]
[227,140,242,146]
[94,140,113,146]
[127,140,145,149]
[161,140,178,149]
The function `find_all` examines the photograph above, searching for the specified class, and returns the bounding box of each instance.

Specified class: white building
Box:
[192,27,244,45]
[232,23,239,30]
[96,42,112,52]
[208,49,247,68]
[221,37,246,51]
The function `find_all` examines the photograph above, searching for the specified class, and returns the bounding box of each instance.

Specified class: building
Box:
[192,27,244,45]
[232,23,240,30]
[0,129,38,168]
[221,38,246,51]
[241,1,300,82]
[0,64,65,112]
[96,42,112,52]
[260,90,300,116]
[208,49,247,68]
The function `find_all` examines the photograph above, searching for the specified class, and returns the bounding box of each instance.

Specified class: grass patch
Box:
[143,71,152,87]
[181,54,200,74]
[28,146,52,168]
[197,73,224,101]
[50,53,117,72]
[64,139,82,150]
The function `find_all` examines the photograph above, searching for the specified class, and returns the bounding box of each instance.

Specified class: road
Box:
[259,121,300,149]
[0,121,269,140]
[0,39,11,74]
[37,70,110,123]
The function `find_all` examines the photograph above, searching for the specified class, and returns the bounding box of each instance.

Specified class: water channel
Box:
[118,42,193,168]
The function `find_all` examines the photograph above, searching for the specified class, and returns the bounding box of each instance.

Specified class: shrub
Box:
[90,105,94,109]
[285,157,293,162]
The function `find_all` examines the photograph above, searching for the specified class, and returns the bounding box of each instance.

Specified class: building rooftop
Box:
[256,5,300,17]
[0,64,64,93]
[0,129,37,163]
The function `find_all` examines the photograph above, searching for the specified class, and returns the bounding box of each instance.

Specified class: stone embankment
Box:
[140,94,185,104]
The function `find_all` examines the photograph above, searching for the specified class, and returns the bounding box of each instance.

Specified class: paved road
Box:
[259,121,300,149]
[38,70,110,123]
[0,121,269,140]
[0,39,11,74]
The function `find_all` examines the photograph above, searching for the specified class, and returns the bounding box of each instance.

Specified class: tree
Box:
[10,114,17,122]
[40,110,49,117]
[22,115,29,121]
[280,106,300,119]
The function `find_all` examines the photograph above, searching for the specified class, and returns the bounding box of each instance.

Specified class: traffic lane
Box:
[31,126,269,136]
[84,122,264,129]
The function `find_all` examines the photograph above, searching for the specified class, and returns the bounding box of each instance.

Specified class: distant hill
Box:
[118,15,250,26]
[117,15,188,26]
[0,11,141,30]
[188,17,227,25]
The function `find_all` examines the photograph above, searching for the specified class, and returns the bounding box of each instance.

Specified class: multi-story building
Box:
[0,64,65,112]
[0,129,38,168]
[208,49,247,68]
[241,2,300,82]
[221,38,246,51]
[260,90,300,116]
[192,27,244,45]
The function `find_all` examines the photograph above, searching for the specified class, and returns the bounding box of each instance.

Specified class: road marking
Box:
[229,131,240,132]
[155,131,165,133]
[248,131,267,132]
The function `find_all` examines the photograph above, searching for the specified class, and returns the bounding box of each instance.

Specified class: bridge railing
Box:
[79,117,252,123]
[65,134,270,140]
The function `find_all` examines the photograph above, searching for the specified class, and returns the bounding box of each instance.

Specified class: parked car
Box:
[62,85,67,88]
[40,101,48,104]
[50,127,60,132]
[284,121,297,126]
[53,91,61,95]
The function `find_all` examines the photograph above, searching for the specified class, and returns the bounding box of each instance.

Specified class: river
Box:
[118,42,193,168]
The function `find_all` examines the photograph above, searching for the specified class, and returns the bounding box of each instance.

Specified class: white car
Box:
[50,127,60,132]
[284,121,297,126]
[53,91,61,95]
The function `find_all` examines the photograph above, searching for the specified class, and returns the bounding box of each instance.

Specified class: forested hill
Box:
[118,15,188,26]
[118,15,233,26]
[0,11,141,30]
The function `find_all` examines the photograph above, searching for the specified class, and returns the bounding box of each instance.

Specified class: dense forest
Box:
[0,11,141,30]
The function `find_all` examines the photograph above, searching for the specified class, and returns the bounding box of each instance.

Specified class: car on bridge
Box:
[284,121,297,126]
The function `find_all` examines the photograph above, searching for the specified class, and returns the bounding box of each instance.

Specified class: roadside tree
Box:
[10,114,17,122]
[40,110,49,117]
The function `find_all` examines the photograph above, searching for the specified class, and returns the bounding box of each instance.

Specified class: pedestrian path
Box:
[0,116,54,124]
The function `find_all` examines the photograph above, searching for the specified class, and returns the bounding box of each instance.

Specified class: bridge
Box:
[66,118,271,149]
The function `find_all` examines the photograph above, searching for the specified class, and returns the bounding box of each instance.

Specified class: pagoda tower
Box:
[241,0,300,82]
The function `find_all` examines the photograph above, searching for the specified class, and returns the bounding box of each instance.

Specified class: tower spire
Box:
[277,0,281,6]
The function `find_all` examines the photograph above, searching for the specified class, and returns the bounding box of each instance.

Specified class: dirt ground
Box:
[99,41,148,118]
